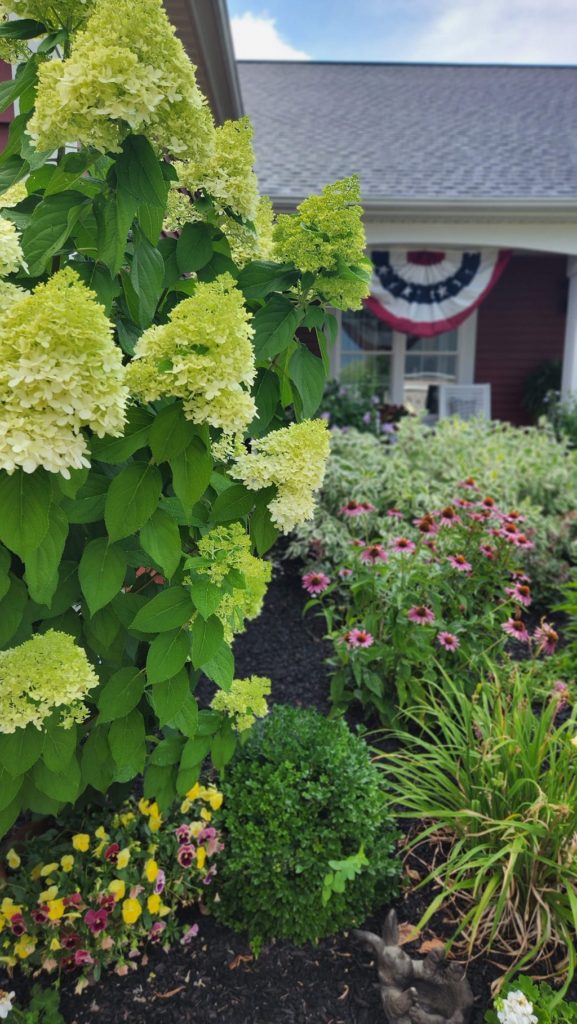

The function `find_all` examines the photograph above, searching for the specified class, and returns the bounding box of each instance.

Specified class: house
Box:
[237,60,577,423]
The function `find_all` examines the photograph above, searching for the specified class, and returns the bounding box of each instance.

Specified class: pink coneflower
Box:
[502,509,525,523]
[338,567,353,578]
[454,497,474,509]
[414,515,438,534]
[479,543,496,560]
[437,631,460,651]
[439,506,460,527]
[361,543,388,564]
[84,909,108,935]
[512,532,534,550]
[339,500,375,517]
[448,554,472,573]
[350,538,366,548]
[391,536,416,555]
[500,522,520,538]
[480,496,497,510]
[505,583,532,607]
[470,510,491,522]
[407,605,435,625]
[534,622,559,655]
[511,571,532,584]
[345,628,375,648]
[459,477,478,490]
[177,844,196,868]
[387,508,404,519]
[302,571,331,596]
[501,618,530,642]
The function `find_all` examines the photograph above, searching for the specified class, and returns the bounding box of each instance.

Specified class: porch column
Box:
[561,257,577,400]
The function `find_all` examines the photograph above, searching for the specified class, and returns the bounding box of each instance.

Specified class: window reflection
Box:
[341,308,392,399]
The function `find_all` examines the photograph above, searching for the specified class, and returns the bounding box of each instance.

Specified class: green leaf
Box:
[20,190,89,276]
[149,735,184,767]
[0,56,38,113]
[149,403,197,464]
[0,468,51,558]
[188,577,222,620]
[81,726,114,793]
[55,467,88,500]
[237,260,299,300]
[23,504,68,606]
[202,641,234,690]
[33,758,81,802]
[62,473,108,524]
[176,222,213,273]
[114,135,169,207]
[250,488,279,555]
[44,149,98,197]
[0,19,46,39]
[146,628,190,684]
[82,604,122,658]
[253,296,303,360]
[90,406,153,464]
[94,187,137,277]
[109,709,146,782]
[78,537,127,615]
[42,723,77,773]
[211,722,237,771]
[179,735,211,771]
[210,483,256,523]
[0,154,27,193]
[290,345,325,418]
[140,508,182,579]
[126,223,165,327]
[0,576,28,648]
[97,667,145,723]
[0,547,10,604]
[249,369,281,437]
[105,462,162,542]
[0,796,21,839]
[190,614,224,669]
[137,200,164,245]
[170,692,199,737]
[0,766,22,812]
[143,763,177,810]
[130,585,194,633]
[170,436,212,509]
[28,561,79,621]
[148,667,190,726]
[0,724,43,776]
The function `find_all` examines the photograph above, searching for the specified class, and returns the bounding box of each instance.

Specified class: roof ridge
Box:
[237,59,577,70]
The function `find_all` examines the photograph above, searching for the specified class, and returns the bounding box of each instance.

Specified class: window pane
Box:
[403,330,458,411]
[340,308,392,397]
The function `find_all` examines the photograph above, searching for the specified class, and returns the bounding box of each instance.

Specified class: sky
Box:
[228,0,577,65]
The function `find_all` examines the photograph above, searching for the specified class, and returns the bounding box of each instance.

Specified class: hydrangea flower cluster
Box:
[495,989,538,1024]
[210,676,271,731]
[0,267,127,476]
[195,523,271,642]
[0,630,99,733]
[232,419,330,533]
[28,0,215,159]
[126,273,256,435]
[0,216,24,277]
[0,0,94,30]
[0,182,27,210]
[272,176,371,309]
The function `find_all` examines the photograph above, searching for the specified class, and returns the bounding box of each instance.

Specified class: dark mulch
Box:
[11,557,577,1023]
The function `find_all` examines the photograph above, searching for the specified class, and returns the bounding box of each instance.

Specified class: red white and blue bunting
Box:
[366,249,511,338]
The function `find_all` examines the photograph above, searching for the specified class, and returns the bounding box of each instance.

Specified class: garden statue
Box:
[354,910,473,1024]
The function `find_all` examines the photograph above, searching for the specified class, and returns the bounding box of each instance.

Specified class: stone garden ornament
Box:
[354,910,474,1024]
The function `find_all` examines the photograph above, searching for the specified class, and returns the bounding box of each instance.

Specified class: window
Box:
[339,307,392,399]
[403,330,458,411]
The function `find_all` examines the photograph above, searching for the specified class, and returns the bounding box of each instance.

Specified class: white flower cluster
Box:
[496,990,538,1024]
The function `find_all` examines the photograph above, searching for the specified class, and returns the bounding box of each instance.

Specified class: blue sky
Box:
[228,0,577,65]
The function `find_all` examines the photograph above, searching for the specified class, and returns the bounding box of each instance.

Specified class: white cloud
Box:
[410,0,577,64]
[231,11,310,60]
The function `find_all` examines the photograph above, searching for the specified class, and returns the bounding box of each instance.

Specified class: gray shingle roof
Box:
[237,61,577,202]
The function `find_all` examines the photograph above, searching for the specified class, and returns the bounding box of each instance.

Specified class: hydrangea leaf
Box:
[176,221,214,273]
[20,190,89,276]
[130,585,194,633]
[90,406,153,465]
[188,576,222,620]
[290,345,325,419]
[149,402,197,465]
[78,537,127,615]
[32,757,81,802]
[0,723,44,776]
[42,722,77,773]
[140,508,182,580]
[146,628,190,685]
[253,295,303,361]
[170,436,212,510]
[237,260,299,301]
[190,613,224,669]
[23,504,69,606]
[0,577,28,648]
[97,666,145,723]
[80,725,114,793]
[210,483,256,524]
[109,708,145,782]
[0,468,51,558]
[104,462,162,542]
[148,667,190,725]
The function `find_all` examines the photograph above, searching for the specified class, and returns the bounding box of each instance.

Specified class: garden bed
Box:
[12,557,573,1024]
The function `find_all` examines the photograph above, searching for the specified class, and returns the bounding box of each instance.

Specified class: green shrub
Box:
[486,975,577,1022]
[378,662,577,983]
[211,705,400,952]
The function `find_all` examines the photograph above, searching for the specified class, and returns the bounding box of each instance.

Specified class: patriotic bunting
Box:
[366,249,511,337]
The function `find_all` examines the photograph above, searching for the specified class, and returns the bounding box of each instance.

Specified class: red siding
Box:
[475,254,566,424]
[0,60,13,151]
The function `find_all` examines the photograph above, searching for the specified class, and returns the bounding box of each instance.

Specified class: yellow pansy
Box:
[208,790,223,811]
[30,864,43,881]
[39,886,58,903]
[47,899,65,921]
[0,915,5,934]
[72,833,90,852]
[40,862,59,877]
[122,898,142,925]
[196,846,206,870]
[95,826,109,840]
[180,799,191,814]
[149,814,162,833]
[200,809,212,822]
[49,938,61,951]
[186,783,202,801]
[60,855,74,873]
[14,936,36,959]
[116,848,130,870]
[138,797,152,816]
[145,859,159,883]
[1,899,21,918]
[119,811,135,826]
[189,822,203,839]
[158,903,171,918]
[6,849,20,869]
[147,893,161,914]
[108,879,126,901]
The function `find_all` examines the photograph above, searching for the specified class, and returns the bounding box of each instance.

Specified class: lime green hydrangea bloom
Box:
[28,0,215,159]
[210,676,271,732]
[196,523,271,642]
[0,181,27,210]
[0,630,99,733]
[0,0,94,30]
[231,419,330,534]
[0,266,127,476]
[272,175,371,309]
[127,274,256,435]
[0,281,25,317]
[0,6,30,59]
[0,215,24,277]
